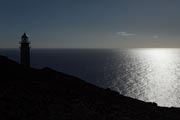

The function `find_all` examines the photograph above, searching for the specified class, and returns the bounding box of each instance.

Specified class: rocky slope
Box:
[0,55,180,120]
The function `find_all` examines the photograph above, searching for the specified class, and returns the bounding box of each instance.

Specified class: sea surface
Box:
[1,48,180,107]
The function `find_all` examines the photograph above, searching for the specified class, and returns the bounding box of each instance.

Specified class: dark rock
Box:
[0,55,179,120]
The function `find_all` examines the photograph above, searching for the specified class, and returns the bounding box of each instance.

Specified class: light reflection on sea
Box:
[106,48,180,107]
[1,48,180,107]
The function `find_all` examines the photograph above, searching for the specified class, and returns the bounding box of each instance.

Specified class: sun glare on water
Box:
[125,48,180,107]
[141,48,176,60]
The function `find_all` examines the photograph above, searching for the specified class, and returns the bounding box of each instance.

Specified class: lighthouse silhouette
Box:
[20,33,30,67]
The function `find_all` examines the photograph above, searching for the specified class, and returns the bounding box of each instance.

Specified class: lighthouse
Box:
[20,33,30,67]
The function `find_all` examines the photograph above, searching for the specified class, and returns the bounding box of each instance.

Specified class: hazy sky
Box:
[1,0,180,48]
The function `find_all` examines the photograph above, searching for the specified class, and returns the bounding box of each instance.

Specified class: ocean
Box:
[1,48,180,107]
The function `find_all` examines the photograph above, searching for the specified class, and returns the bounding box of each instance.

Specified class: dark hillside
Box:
[0,55,179,120]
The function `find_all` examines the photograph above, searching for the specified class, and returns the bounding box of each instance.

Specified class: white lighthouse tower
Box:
[20,33,30,67]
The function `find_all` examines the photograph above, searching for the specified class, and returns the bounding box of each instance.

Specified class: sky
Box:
[1,0,180,48]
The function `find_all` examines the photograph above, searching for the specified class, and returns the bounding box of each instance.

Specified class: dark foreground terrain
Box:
[0,55,180,120]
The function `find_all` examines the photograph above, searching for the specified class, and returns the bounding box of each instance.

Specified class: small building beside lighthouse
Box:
[20,33,30,67]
